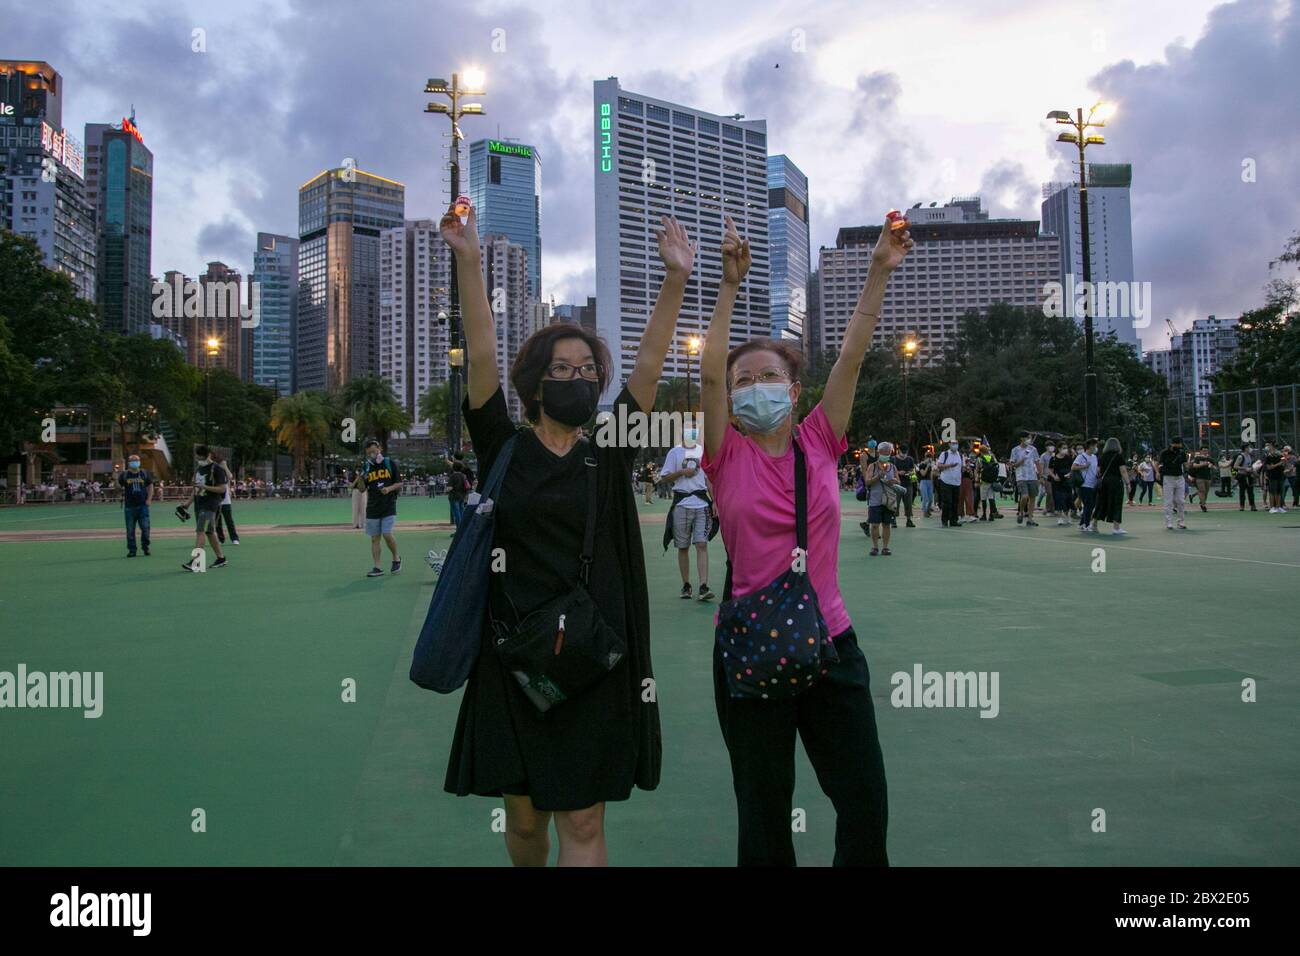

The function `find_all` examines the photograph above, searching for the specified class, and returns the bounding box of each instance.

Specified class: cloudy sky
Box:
[7,0,1298,348]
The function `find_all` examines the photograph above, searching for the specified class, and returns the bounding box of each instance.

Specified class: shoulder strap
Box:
[579,444,598,586]
[794,438,808,553]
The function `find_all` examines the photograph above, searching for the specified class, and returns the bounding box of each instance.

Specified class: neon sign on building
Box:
[598,103,611,173]
[121,116,144,144]
[487,140,532,158]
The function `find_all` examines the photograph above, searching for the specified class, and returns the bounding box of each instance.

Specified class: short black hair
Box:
[364,438,381,450]
[193,444,210,458]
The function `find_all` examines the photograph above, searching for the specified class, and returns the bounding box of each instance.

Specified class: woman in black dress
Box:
[439,200,695,865]
[1092,437,1130,535]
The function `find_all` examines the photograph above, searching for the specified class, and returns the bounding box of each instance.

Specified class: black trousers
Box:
[215,503,238,542]
[1237,475,1256,509]
[713,628,888,866]
[937,481,960,526]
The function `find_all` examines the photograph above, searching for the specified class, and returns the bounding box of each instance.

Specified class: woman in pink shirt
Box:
[700,213,913,866]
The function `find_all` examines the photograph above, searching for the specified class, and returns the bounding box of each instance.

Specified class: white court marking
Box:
[927,526,1300,570]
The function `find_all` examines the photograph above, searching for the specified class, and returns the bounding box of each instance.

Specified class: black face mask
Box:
[540,378,599,427]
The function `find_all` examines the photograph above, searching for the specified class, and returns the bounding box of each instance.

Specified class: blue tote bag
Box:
[409,435,517,692]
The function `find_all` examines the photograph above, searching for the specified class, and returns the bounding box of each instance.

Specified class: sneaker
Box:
[881,548,892,556]
[905,519,915,528]
[680,583,693,599]
[127,552,137,558]
[232,538,241,545]
[697,584,714,601]
[182,561,197,572]
[979,515,988,522]
[212,557,228,569]
[869,547,879,556]
[1177,522,1187,530]
[390,558,402,574]
[1016,514,1023,525]
[143,547,150,556]
[992,512,1004,519]
[1112,528,1128,535]
[1201,504,1208,512]
[1057,518,1067,526]
[1026,520,1039,527]
[367,567,384,577]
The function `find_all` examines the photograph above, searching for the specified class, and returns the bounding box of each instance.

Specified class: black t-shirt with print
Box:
[1264,451,1284,479]
[364,456,400,518]
[195,462,226,510]
[1189,453,1216,481]
[1158,448,1187,477]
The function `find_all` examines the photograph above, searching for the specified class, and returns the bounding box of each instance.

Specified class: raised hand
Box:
[721,214,752,285]
[655,215,696,277]
[439,201,481,259]
[872,214,915,272]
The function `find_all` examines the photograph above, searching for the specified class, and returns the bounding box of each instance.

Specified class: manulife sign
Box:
[488,140,533,158]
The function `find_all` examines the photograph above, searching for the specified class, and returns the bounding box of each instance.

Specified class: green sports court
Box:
[1,494,1296,866]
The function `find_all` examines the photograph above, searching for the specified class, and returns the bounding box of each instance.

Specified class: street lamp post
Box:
[1047,101,1115,440]
[901,338,918,451]
[204,336,220,445]
[685,335,701,413]
[425,71,486,455]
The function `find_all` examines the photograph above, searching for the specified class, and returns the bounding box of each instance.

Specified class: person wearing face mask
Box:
[1071,438,1101,533]
[183,444,228,571]
[116,453,154,557]
[1154,437,1189,530]
[660,426,717,600]
[934,440,964,528]
[1009,431,1040,528]
[1232,443,1258,511]
[700,212,911,866]
[864,441,901,555]
[1048,443,1075,525]
[916,447,935,518]
[438,202,679,866]
[355,438,402,577]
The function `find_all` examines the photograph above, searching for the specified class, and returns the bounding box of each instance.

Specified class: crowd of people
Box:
[837,436,1297,542]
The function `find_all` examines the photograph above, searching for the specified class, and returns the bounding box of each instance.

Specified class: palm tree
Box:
[654,377,690,413]
[271,392,330,478]
[417,382,452,446]
[342,375,405,449]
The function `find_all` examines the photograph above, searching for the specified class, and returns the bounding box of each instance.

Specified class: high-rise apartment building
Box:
[0,60,95,301]
[468,138,541,302]
[767,155,810,343]
[249,232,298,394]
[593,77,770,403]
[1143,316,1239,418]
[84,113,153,335]
[296,166,405,393]
[818,197,1060,364]
[1041,164,1137,350]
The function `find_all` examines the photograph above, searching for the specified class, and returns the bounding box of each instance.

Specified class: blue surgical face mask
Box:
[129,461,140,470]
[731,382,792,434]
[683,428,698,444]
[880,455,892,463]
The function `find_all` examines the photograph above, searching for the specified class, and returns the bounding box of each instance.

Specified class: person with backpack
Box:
[892,442,918,528]
[446,462,471,528]
[355,439,402,577]
[976,442,1003,521]
[182,445,229,571]
[935,440,964,528]
[864,441,901,555]
[1009,431,1040,527]
[1233,444,1258,511]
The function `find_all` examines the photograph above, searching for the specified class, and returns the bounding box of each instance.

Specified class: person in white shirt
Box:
[660,427,715,601]
[1009,431,1041,527]
[1071,438,1101,532]
[934,440,964,528]
[213,453,240,545]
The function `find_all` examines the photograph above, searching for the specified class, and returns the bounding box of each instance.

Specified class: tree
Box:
[271,392,330,478]
[417,382,452,446]
[104,334,200,461]
[342,375,410,450]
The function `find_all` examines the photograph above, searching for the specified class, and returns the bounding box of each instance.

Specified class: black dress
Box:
[444,386,661,811]
[1094,450,1126,523]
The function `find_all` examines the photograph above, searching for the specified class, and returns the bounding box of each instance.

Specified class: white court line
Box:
[927,525,1300,570]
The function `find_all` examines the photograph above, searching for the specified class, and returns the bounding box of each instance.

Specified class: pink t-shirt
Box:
[702,403,851,638]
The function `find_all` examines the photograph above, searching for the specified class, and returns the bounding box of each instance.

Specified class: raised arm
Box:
[626,216,695,412]
[822,216,914,438]
[701,215,751,458]
[439,203,498,411]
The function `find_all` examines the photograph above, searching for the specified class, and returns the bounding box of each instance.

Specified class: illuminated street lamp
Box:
[901,337,919,450]
[685,335,702,413]
[1047,100,1117,439]
[425,70,487,454]
[204,336,221,445]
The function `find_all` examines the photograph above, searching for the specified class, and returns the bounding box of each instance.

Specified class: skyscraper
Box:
[1041,164,1137,350]
[0,60,95,301]
[1143,316,1239,418]
[250,232,299,394]
[593,77,770,403]
[468,138,541,301]
[818,197,1059,364]
[480,233,531,420]
[296,167,405,393]
[84,113,153,335]
[767,155,810,344]
[379,219,452,438]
